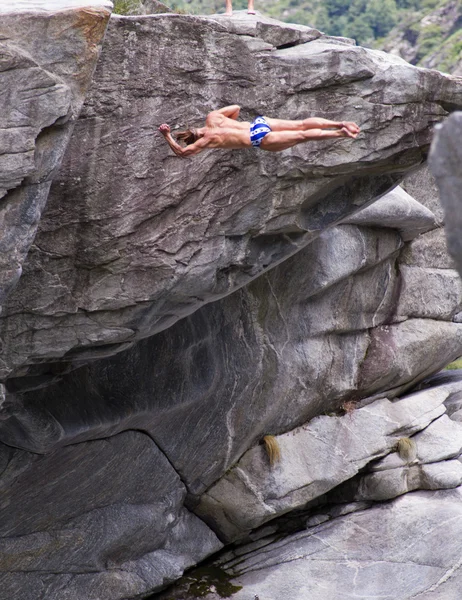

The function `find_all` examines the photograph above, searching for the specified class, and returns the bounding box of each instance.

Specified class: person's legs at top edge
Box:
[225,0,256,15]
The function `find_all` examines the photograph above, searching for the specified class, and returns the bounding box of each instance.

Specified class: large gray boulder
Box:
[1,12,462,382]
[195,387,449,541]
[158,486,462,600]
[0,0,112,308]
[2,180,462,598]
[2,7,462,600]
[0,430,222,600]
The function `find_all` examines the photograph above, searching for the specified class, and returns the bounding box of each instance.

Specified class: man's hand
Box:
[159,123,170,136]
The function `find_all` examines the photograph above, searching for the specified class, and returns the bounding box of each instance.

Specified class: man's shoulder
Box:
[206,111,225,124]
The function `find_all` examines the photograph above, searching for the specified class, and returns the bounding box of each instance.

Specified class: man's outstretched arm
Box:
[159,124,209,157]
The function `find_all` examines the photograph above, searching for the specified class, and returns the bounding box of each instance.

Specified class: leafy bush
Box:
[445,357,462,370]
[159,0,461,60]
[113,0,142,14]
[416,23,443,59]
[429,28,462,71]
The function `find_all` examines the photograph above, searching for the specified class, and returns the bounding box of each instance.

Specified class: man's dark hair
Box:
[176,128,198,146]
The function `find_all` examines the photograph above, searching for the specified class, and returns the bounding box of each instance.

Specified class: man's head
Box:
[176,128,198,146]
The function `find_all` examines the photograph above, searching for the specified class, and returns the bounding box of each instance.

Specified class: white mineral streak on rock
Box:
[1,10,462,600]
[196,387,449,541]
[202,488,462,600]
[0,11,461,379]
[350,461,462,502]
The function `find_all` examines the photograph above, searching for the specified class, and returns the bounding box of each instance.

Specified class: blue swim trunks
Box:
[250,116,272,148]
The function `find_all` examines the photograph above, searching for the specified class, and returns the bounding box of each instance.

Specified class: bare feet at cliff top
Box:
[224,0,256,15]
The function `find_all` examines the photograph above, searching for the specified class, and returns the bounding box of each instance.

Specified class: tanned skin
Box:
[159,105,360,158]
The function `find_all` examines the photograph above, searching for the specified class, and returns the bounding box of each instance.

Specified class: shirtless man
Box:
[158,105,360,158]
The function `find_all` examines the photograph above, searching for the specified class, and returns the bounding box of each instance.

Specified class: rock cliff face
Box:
[2,10,461,383]
[2,6,462,600]
[0,0,111,310]
[430,112,462,280]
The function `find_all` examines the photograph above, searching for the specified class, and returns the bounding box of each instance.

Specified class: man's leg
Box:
[264,117,356,132]
[248,0,256,13]
[263,117,306,132]
[260,128,352,151]
[225,0,232,15]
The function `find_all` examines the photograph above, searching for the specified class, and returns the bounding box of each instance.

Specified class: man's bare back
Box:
[159,105,360,157]
[202,111,253,149]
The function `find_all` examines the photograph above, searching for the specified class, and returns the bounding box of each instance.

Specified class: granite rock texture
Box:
[195,387,449,541]
[0,430,222,600]
[154,374,462,600]
[157,486,462,600]
[430,111,462,280]
[2,7,462,600]
[0,0,111,308]
[2,179,462,598]
[1,12,462,381]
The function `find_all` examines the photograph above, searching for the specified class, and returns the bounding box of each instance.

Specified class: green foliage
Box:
[438,29,462,71]
[416,23,443,59]
[324,0,350,17]
[445,357,462,370]
[113,0,142,14]
[344,15,375,44]
[162,0,462,61]
[364,0,398,37]
[396,0,420,7]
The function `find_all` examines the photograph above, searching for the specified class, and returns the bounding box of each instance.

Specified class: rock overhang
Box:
[1,11,462,381]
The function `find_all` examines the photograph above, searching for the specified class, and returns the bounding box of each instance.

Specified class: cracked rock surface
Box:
[2,7,462,600]
[1,11,462,380]
[0,430,222,600]
[158,487,462,600]
[430,111,462,280]
[0,0,111,309]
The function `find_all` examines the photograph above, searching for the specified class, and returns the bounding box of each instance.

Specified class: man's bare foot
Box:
[342,121,360,134]
[247,10,256,13]
[340,126,358,138]
[225,10,233,15]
